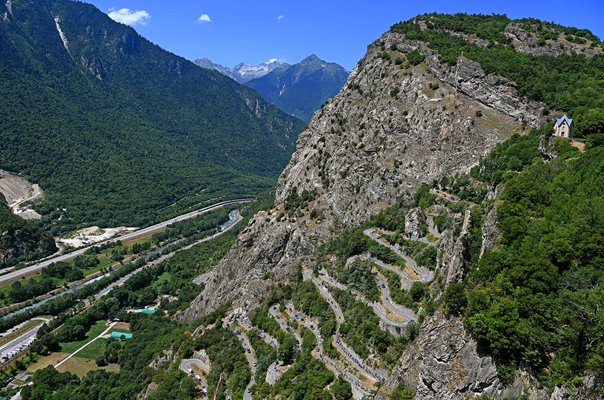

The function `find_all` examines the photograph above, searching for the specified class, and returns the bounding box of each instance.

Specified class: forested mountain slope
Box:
[0,198,57,269]
[0,0,304,232]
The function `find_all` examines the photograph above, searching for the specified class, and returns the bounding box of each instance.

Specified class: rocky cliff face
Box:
[376,311,529,400]
[184,25,541,319]
[377,309,601,400]
[434,21,603,58]
[183,21,553,398]
[179,15,604,398]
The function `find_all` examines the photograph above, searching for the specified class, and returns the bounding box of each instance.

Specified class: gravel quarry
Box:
[0,170,43,220]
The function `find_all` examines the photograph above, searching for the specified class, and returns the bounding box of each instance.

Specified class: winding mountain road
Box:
[318,270,411,329]
[269,304,303,348]
[228,323,257,400]
[301,273,385,388]
[179,358,211,374]
[364,228,435,283]
[283,303,375,400]
[333,333,386,382]
[374,272,418,322]
[179,356,210,397]
[347,253,415,290]
[303,270,345,325]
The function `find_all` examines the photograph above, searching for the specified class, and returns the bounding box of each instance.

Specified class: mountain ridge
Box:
[245,54,349,121]
[194,57,285,83]
[184,13,603,400]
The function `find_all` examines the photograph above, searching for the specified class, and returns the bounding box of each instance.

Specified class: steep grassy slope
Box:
[0,0,304,232]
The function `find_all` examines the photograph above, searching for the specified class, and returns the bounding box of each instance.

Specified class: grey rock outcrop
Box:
[148,347,176,370]
[444,30,490,48]
[550,376,603,400]
[504,22,603,58]
[404,208,423,239]
[178,17,604,400]
[479,203,501,259]
[184,29,538,321]
[422,17,602,58]
[433,208,472,289]
[376,311,525,400]
[372,34,547,128]
[138,382,158,400]
[184,208,331,319]
[377,311,602,400]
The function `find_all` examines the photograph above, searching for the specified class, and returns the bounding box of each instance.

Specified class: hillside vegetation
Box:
[387,15,604,384]
[0,0,304,232]
[460,134,604,385]
[0,200,57,269]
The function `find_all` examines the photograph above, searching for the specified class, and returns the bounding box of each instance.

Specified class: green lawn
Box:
[76,338,108,360]
[60,320,107,354]
[81,258,113,277]
[0,281,14,296]
[151,272,172,288]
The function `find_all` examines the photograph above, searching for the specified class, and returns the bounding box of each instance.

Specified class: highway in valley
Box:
[0,207,247,372]
[0,198,253,286]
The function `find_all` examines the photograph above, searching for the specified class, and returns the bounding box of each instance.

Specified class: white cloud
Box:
[277,15,285,20]
[107,8,151,26]
[198,14,212,23]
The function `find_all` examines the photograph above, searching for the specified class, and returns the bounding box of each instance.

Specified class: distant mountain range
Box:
[195,55,349,122]
[0,0,304,231]
[194,58,283,83]
[246,55,349,122]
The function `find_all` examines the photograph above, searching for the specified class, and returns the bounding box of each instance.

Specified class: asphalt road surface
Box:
[0,319,48,362]
[228,323,257,400]
[1,208,246,366]
[179,358,211,374]
[363,228,434,283]
[318,270,410,328]
[286,303,374,400]
[374,273,418,323]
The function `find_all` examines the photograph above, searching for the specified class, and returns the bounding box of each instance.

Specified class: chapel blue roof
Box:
[555,114,573,127]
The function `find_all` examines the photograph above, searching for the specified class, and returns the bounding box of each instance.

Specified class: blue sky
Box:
[85,0,604,70]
